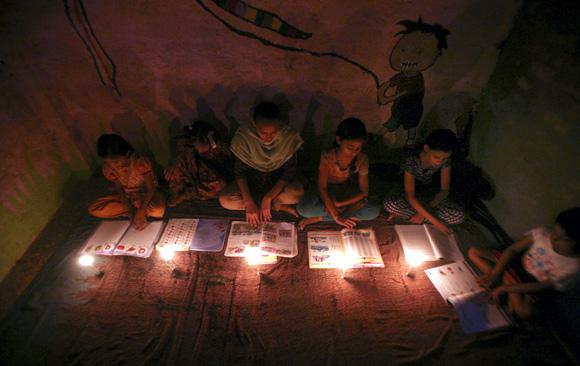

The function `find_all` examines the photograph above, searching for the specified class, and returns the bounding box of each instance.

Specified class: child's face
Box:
[336,138,364,159]
[390,31,440,72]
[193,140,210,154]
[105,155,130,170]
[423,146,451,167]
[550,224,578,257]
[253,120,279,144]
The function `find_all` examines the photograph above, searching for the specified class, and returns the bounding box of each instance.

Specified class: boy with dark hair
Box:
[88,134,165,230]
[383,129,465,234]
[469,207,580,319]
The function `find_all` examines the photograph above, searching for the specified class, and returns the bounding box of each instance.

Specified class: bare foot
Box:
[274,203,299,218]
[168,193,187,207]
[298,217,323,230]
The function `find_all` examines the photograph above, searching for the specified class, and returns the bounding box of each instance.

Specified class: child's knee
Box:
[467,247,482,261]
[286,182,305,199]
[219,192,244,211]
[148,204,166,219]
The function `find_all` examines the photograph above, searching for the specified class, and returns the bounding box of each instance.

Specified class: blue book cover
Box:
[191,219,229,252]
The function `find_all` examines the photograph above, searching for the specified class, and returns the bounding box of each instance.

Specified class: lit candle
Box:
[337,254,354,279]
[405,250,426,277]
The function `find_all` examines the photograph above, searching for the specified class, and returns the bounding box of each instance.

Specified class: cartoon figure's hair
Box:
[253,101,280,123]
[335,117,368,143]
[96,134,135,158]
[556,207,580,245]
[424,129,457,152]
[395,17,450,54]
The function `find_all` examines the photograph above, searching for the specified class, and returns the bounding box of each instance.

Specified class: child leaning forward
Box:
[469,207,580,319]
[383,129,465,234]
[88,134,165,230]
[164,120,232,207]
[219,101,304,224]
[298,118,380,229]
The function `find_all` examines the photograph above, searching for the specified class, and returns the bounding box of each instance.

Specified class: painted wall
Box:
[0,0,520,280]
[470,0,580,236]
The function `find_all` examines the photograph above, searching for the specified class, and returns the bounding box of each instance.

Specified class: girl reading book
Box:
[219,102,304,224]
[298,118,380,229]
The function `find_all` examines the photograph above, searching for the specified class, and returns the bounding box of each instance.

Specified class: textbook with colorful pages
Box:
[307,228,384,269]
[224,221,297,258]
[80,220,164,258]
[156,218,229,252]
[425,261,513,334]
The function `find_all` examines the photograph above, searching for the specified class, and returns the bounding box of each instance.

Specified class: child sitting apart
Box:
[468,207,580,319]
[383,129,465,234]
[88,134,165,230]
[219,101,304,225]
[298,118,380,229]
[164,120,232,207]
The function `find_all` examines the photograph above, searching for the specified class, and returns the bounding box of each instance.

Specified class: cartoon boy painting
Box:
[377,18,450,145]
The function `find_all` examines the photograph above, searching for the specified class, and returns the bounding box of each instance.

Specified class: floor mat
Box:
[0,211,571,365]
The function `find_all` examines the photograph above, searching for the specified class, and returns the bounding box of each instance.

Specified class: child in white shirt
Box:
[468,207,580,319]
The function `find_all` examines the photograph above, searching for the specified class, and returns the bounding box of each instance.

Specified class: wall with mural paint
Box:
[0,0,523,280]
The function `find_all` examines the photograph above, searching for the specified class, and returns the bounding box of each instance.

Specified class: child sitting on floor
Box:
[164,120,232,207]
[298,117,380,229]
[383,129,465,234]
[88,134,165,230]
[468,207,580,319]
[219,101,304,225]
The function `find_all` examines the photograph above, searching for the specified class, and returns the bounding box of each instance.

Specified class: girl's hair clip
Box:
[207,130,217,149]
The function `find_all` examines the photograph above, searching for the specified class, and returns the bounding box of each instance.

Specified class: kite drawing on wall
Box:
[64,0,121,96]
[196,0,381,89]
[376,18,450,144]
[210,0,312,39]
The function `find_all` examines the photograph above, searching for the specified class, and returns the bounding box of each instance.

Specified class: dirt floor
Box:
[0,192,577,365]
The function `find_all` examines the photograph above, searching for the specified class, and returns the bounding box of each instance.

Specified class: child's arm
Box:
[484,235,533,287]
[237,176,260,225]
[429,166,450,207]
[377,81,407,105]
[133,173,156,230]
[334,171,368,208]
[233,158,260,225]
[114,181,132,218]
[493,280,553,298]
[261,155,298,221]
[318,161,357,228]
[261,178,288,222]
[404,172,450,234]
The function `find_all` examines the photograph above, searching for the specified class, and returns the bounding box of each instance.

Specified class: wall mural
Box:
[196,2,451,144]
[196,0,381,90]
[64,0,121,96]
[376,18,450,144]
[210,0,312,40]
[62,0,452,146]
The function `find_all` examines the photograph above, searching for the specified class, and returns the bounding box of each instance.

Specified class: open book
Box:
[81,220,164,258]
[307,228,384,269]
[156,218,229,252]
[425,261,513,334]
[224,221,297,258]
[395,224,464,263]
